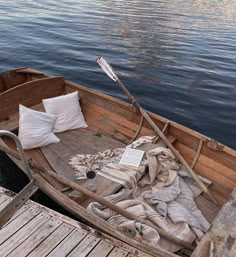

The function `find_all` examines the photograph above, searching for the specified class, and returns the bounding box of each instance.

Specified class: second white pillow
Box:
[18,105,60,150]
[43,91,87,133]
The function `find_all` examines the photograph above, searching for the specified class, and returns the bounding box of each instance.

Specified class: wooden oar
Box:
[0,143,194,251]
[97,56,218,206]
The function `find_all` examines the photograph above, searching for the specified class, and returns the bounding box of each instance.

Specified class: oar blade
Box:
[96,56,118,82]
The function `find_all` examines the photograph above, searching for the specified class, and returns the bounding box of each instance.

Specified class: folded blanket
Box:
[69,136,154,188]
[70,136,211,251]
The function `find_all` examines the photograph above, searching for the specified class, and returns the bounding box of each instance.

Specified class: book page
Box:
[119,148,145,167]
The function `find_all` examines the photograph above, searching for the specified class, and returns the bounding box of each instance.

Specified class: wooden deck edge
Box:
[0,186,153,257]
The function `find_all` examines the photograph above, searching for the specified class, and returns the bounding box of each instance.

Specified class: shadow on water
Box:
[0,151,76,219]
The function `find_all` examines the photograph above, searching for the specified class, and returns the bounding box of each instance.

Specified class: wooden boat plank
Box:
[181,154,234,203]
[0,68,27,92]
[58,128,125,152]
[0,103,44,132]
[67,234,100,257]
[204,191,226,206]
[82,100,153,141]
[40,146,76,182]
[7,218,63,257]
[0,212,50,256]
[86,240,114,256]
[195,195,220,223]
[41,128,126,205]
[176,142,236,183]
[27,223,74,257]
[15,68,44,75]
[47,229,88,257]
[107,247,129,257]
[0,77,65,121]
[172,127,236,172]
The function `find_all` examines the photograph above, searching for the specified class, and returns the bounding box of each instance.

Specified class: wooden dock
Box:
[0,186,152,257]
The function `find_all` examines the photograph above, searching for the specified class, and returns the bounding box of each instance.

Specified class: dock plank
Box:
[7,217,63,257]
[87,240,114,256]
[0,186,154,257]
[0,207,41,245]
[0,194,9,205]
[47,229,88,257]
[0,196,31,227]
[108,247,129,257]
[0,213,50,257]
[67,234,100,257]
[27,223,74,257]
[4,205,30,226]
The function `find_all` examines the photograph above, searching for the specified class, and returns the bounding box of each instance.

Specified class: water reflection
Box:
[0,0,235,148]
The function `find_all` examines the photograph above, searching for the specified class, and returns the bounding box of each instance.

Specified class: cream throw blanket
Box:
[69,136,210,252]
[69,136,154,188]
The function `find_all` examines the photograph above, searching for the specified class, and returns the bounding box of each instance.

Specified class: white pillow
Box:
[43,91,87,133]
[18,105,60,150]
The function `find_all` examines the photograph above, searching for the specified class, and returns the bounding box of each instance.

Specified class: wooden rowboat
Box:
[0,67,236,257]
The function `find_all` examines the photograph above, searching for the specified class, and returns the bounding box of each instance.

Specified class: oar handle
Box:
[97,56,218,206]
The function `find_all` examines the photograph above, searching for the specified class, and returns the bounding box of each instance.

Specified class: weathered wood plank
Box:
[0,195,10,206]
[4,205,30,226]
[107,247,129,257]
[195,195,220,223]
[175,142,236,183]
[27,223,74,257]
[47,229,88,257]
[0,193,31,226]
[0,207,40,245]
[0,68,27,91]
[192,188,236,257]
[67,234,100,257]
[0,181,38,227]
[41,128,125,206]
[0,103,45,131]
[0,77,64,120]
[0,212,50,256]
[180,154,233,202]
[171,126,236,172]
[57,128,125,154]
[87,240,114,256]
[41,128,125,183]
[7,218,63,257]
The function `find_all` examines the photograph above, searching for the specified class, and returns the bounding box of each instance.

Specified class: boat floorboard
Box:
[0,186,153,257]
[40,127,126,206]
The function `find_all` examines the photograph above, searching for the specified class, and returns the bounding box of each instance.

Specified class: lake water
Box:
[0,0,236,148]
[0,0,235,210]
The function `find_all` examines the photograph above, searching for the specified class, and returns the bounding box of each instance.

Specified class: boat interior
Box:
[0,67,236,257]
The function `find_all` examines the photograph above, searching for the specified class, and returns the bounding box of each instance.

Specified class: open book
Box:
[119,148,145,168]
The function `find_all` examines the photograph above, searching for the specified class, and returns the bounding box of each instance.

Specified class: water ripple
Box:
[0,0,235,148]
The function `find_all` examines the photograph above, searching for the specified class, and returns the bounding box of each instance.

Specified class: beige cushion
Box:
[18,105,60,150]
[43,92,87,133]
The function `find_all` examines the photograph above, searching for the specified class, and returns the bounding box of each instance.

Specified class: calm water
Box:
[0,0,236,146]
